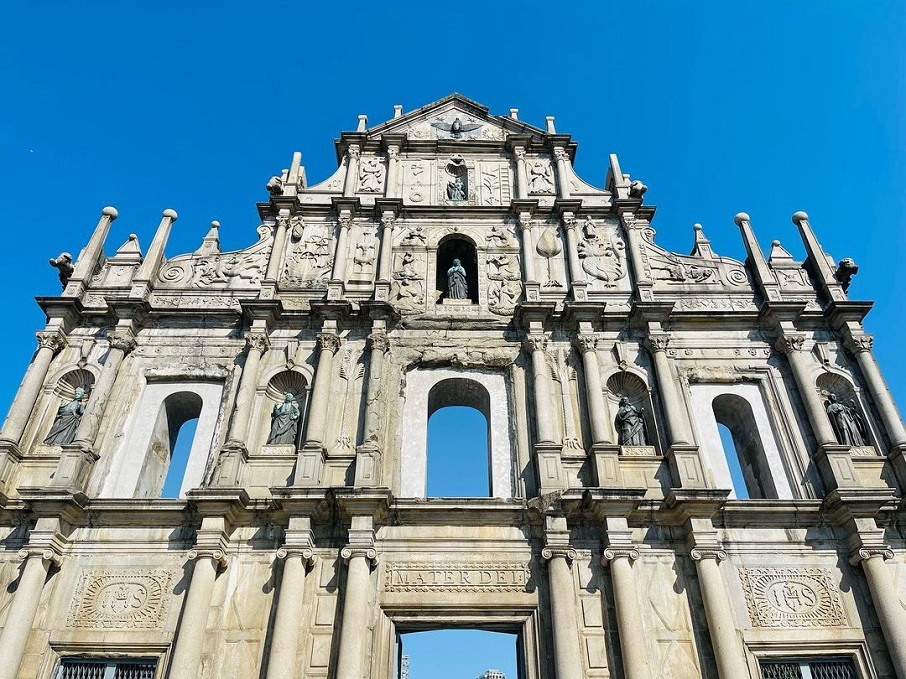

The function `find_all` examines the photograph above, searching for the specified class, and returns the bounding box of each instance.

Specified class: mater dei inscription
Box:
[385,562,531,593]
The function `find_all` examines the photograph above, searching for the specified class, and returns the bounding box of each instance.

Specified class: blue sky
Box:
[2,1,905,674]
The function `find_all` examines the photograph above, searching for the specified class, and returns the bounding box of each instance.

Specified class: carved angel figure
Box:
[43,387,87,445]
[358,157,385,193]
[616,397,648,446]
[267,393,300,445]
[826,394,867,446]
[430,117,481,139]
[528,161,554,194]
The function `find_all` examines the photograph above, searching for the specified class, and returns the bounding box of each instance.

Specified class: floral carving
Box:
[317,333,341,354]
[37,331,66,353]
[158,226,272,289]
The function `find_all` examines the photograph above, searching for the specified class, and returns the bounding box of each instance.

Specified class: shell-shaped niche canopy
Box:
[816,372,858,400]
[266,370,309,403]
[54,369,95,399]
[606,371,648,403]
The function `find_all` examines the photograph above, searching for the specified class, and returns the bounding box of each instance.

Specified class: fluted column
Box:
[304,333,340,448]
[169,549,225,678]
[343,145,360,197]
[845,334,906,446]
[525,335,556,444]
[576,335,609,445]
[334,546,377,679]
[0,549,59,679]
[265,547,314,679]
[691,548,749,679]
[602,548,651,679]
[0,331,65,446]
[853,548,906,677]
[541,546,583,679]
[225,332,270,448]
[514,146,529,198]
[644,334,692,445]
[553,147,572,199]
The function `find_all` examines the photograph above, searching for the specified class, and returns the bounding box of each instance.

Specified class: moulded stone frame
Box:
[744,639,877,679]
[41,641,170,679]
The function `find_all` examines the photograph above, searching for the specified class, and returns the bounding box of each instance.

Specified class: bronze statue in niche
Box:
[268,392,301,445]
[616,396,648,446]
[44,387,87,445]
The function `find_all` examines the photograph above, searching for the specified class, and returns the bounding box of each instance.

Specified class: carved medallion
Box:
[68,569,174,629]
[739,567,845,628]
[386,562,530,593]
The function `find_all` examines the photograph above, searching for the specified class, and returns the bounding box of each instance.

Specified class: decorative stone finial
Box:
[771,239,780,247]
[509,108,519,120]
[102,206,119,219]
[545,116,556,133]
[734,212,750,225]
[357,114,368,132]
[210,220,220,230]
[393,105,403,118]
[162,208,178,220]
[693,223,702,232]
[792,211,809,225]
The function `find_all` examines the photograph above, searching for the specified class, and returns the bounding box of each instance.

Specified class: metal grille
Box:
[113,663,156,679]
[811,660,857,679]
[761,663,803,679]
[58,663,108,679]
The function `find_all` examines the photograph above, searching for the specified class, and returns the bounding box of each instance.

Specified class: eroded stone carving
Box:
[391,251,426,314]
[527,159,555,195]
[159,225,271,289]
[358,156,385,193]
[577,219,626,286]
[68,569,174,629]
[283,222,334,288]
[740,567,846,628]
[49,252,74,286]
[487,253,522,315]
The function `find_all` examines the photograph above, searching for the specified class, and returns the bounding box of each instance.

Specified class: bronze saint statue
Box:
[616,396,647,446]
[43,387,87,445]
[446,258,468,299]
[826,393,866,446]
[267,392,301,445]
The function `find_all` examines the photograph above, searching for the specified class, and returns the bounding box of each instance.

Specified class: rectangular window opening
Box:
[56,658,157,679]
[760,657,858,679]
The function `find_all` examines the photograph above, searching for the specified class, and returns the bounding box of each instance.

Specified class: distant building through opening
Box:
[398,630,519,679]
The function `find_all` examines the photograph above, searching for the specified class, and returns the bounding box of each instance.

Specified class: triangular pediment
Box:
[365,93,546,143]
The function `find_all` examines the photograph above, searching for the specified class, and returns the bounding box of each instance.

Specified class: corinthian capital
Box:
[561,212,578,230]
[36,331,66,354]
[368,332,390,353]
[107,330,137,354]
[644,333,670,354]
[774,334,806,355]
[553,147,570,162]
[575,334,598,354]
[317,332,341,354]
[347,144,361,160]
[245,332,270,354]
[523,335,548,353]
[516,213,534,232]
[844,334,874,355]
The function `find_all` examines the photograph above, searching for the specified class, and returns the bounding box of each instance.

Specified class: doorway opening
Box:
[398,629,520,679]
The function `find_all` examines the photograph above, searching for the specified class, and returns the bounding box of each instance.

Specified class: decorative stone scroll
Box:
[67,568,174,629]
[158,225,272,289]
[385,562,530,593]
[739,567,846,628]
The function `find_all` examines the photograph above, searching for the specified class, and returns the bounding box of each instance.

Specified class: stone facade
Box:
[0,93,904,678]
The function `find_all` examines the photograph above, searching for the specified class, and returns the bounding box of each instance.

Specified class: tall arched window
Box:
[138,391,203,498]
[426,378,491,496]
[436,236,479,304]
[712,394,776,499]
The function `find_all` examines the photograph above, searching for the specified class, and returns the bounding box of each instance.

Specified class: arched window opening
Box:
[426,378,491,497]
[712,394,776,499]
[137,391,203,499]
[436,236,478,304]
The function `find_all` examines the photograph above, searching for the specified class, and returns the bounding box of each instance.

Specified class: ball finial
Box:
[211,220,221,229]
[771,239,780,247]
[734,212,750,226]
[102,206,118,219]
[792,211,809,225]
[162,208,178,220]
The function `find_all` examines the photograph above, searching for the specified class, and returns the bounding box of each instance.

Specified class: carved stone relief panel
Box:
[357,155,386,194]
[158,225,272,289]
[487,253,522,316]
[577,217,629,291]
[477,160,513,206]
[402,159,432,205]
[282,219,335,289]
[739,567,846,627]
[390,250,427,314]
[349,228,377,283]
[641,227,751,291]
[331,348,365,456]
[67,568,175,629]
[526,157,555,195]
[535,224,567,291]
[437,155,475,206]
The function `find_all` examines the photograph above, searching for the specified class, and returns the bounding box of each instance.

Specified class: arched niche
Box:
[605,371,660,451]
[816,372,875,449]
[101,380,223,499]
[260,370,310,448]
[400,368,514,498]
[33,368,97,449]
[435,235,479,304]
[688,382,794,499]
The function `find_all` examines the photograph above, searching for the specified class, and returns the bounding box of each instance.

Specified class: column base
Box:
[666,444,706,489]
[535,442,567,494]
[570,281,589,302]
[354,444,382,487]
[590,443,623,487]
[293,443,325,486]
[51,443,99,493]
[815,443,860,491]
[210,442,249,487]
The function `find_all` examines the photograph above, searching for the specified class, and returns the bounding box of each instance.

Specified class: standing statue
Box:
[615,396,648,446]
[446,258,468,299]
[826,394,866,446]
[267,392,301,445]
[447,176,466,201]
[43,387,87,445]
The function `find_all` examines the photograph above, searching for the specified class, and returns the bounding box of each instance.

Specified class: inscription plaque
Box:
[68,569,174,629]
[740,567,846,628]
[385,562,530,592]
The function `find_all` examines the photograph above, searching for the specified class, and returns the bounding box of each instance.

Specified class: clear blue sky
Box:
[2,1,905,674]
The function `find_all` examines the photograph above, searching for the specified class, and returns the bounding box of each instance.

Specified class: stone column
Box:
[776,334,837,446]
[330,212,352,288]
[63,206,118,298]
[525,335,556,444]
[374,213,395,301]
[553,147,572,199]
[644,334,692,445]
[343,145,360,197]
[263,211,291,287]
[541,546,583,679]
[853,548,906,678]
[690,548,749,679]
[130,209,178,299]
[265,547,314,679]
[575,335,609,445]
[169,549,225,678]
[72,330,135,448]
[0,549,58,679]
[845,334,906,446]
[356,331,389,486]
[295,332,340,485]
[562,212,587,301]
[602,548,651,679]
[334,545,377,679]
[225,332,270,449]
[514,146,529,198]
[385,145,400,198]
[518,215,537,282]
[0,331,65,446]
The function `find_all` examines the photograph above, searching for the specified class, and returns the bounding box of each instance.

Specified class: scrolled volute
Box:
[340,546,377,564]
[276,546,316,564]
[690,547,727,562]
[541,546,577,563]
[602,547,639,563]
[188,548,227,568]
[852,547,894,565]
